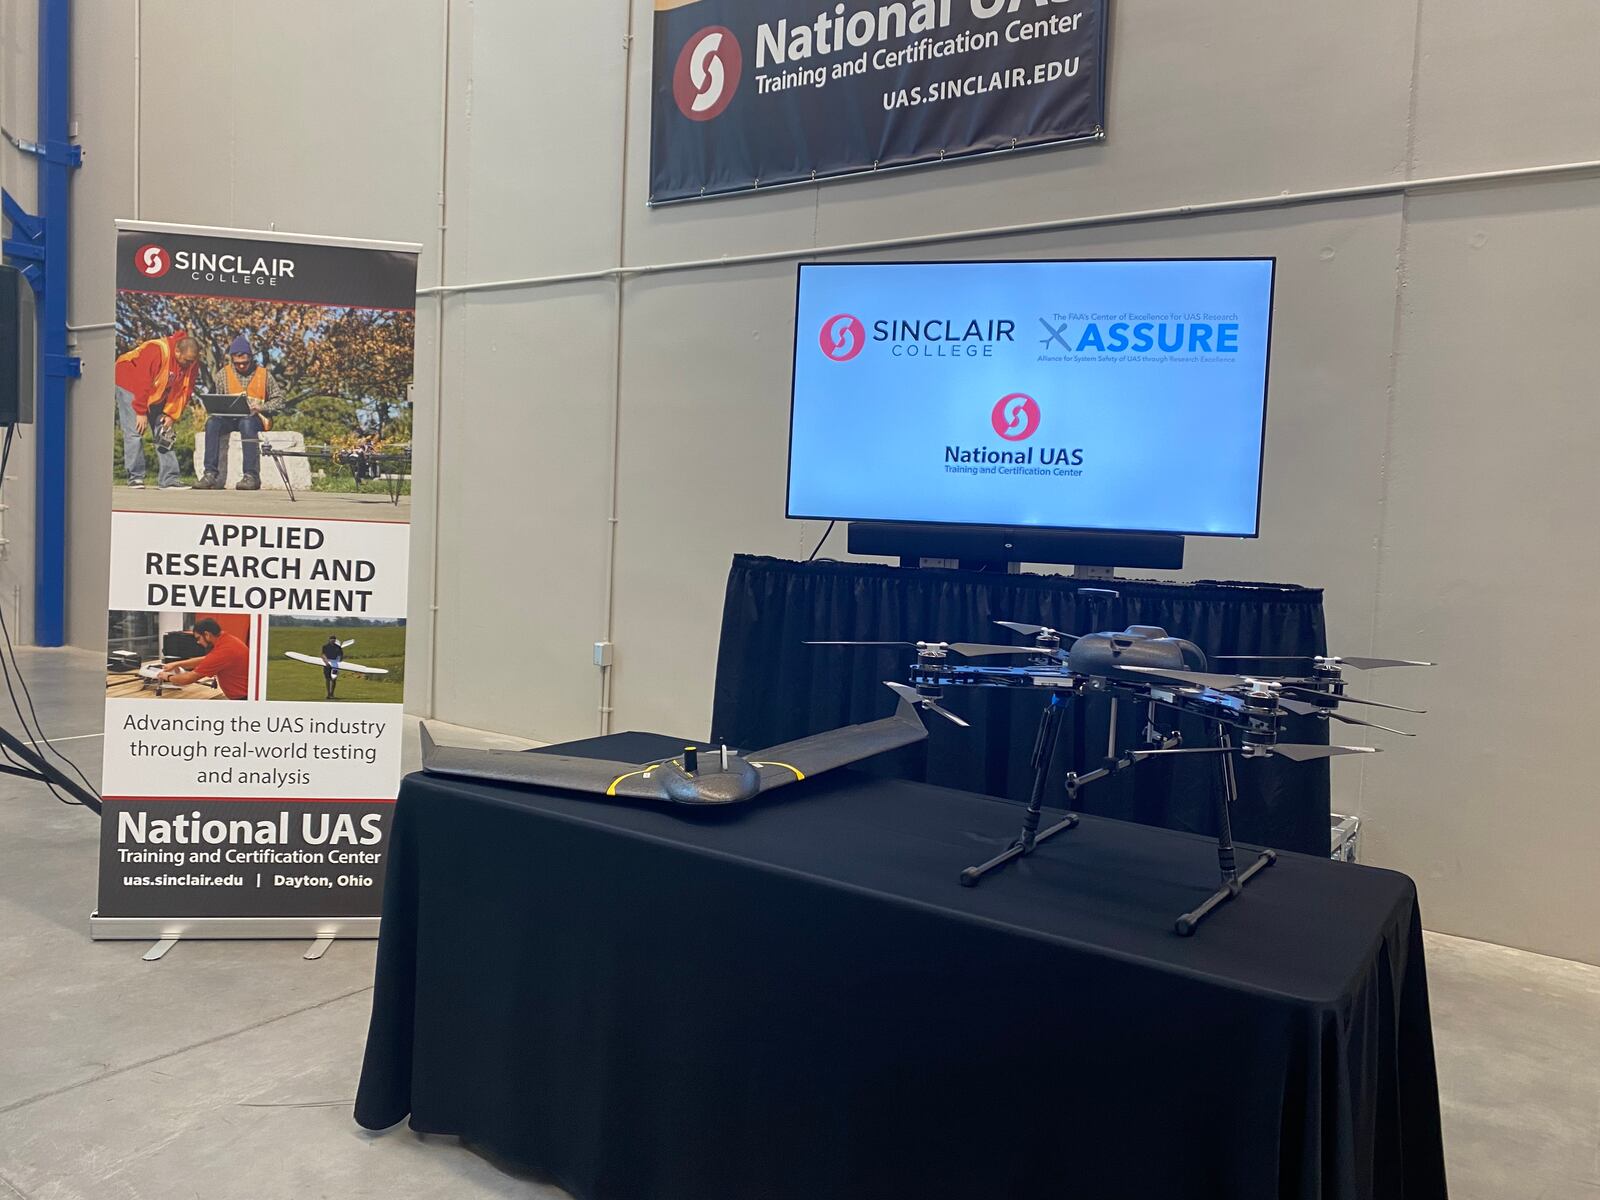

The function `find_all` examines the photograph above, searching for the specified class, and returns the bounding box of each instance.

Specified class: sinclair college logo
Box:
[133,243,171,278]
[991,393,1040,441]
[818,314,866,362]
[673,26,742,121]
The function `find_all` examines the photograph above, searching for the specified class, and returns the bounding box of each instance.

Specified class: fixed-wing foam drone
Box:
[282,639,388,700]
[105,657,218,698]
[809,618,1433,934]
[420,682,930,806]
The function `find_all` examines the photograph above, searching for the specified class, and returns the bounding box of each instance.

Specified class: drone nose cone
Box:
[659,758,761,805]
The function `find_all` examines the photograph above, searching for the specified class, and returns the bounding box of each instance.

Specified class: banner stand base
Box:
[90,914,380,958]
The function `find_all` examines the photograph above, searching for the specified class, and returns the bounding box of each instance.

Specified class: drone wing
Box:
[333,661,387,676]
[419,684,930,805]
[419,724,673,801]
[341,639,356,648]
[283,650,387,676]
[746,683,929,793]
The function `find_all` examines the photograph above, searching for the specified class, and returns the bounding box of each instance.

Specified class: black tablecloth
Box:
[712,555,1334,855]
[355,733,1446,1200]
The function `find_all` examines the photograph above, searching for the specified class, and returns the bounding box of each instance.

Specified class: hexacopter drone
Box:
[808,617,1431,934]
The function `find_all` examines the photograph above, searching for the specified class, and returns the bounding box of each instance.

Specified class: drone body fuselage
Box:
[1067,626,1208,679]
[652,756,763,805]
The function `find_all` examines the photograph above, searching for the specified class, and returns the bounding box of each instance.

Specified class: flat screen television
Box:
[786,258,1276,538]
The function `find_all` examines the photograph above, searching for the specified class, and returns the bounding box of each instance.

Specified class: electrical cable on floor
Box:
[0,423,103,811]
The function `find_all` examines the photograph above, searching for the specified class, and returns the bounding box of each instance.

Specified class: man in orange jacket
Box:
[114,330,202,489]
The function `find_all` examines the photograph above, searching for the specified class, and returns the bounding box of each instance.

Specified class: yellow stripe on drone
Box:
[606,767,655,796]
[751,761,805,781]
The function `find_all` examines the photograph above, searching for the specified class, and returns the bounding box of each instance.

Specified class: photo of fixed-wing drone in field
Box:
[265,618,406,704]
[420,614,1432,935]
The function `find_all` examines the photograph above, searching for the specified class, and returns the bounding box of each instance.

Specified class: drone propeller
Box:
[1280,687,1425,715]
[1120,665,1427,715]
[885,682,970,728]
[1271,743,1380,762]
[1212,653,1435,671]
[806,640,921,648]
[806,640,1044,658]
[1133,744,1379,762]
[1277,696,1416,736]
[1119,665,1289,690]
[947,642,1064,658]
[993,621,1080,643]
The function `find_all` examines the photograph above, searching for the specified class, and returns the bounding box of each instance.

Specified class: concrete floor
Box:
[1,646,1596,1199]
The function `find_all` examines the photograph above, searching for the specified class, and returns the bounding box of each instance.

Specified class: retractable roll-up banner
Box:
[93,221,420,944]
[649,0,1108,204]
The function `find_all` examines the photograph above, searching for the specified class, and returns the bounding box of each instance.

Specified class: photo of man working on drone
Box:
[197,333,287,492]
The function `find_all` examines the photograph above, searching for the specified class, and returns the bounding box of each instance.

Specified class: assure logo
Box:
[818,314,866,362]
[674,26,743,120]
[134,244,171,278]
[991,392,1040,441]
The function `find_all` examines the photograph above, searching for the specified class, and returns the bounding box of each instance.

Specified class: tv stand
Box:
[847,524,1184,574]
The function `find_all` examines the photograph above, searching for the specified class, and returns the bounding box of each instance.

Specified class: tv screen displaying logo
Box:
[786,258,1276,537]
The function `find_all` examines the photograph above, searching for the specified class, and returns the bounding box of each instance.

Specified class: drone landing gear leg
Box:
[960,693,1079,886]
[1174,728,1276,936]
[266,446,297,502]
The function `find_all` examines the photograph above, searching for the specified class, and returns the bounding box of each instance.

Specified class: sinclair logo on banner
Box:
[649,0,1106,203]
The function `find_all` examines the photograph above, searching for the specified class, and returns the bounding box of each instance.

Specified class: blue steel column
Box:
[34,0,74,645]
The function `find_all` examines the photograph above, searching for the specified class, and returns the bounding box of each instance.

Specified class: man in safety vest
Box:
[197,333,286,491]
[114,330,202,489]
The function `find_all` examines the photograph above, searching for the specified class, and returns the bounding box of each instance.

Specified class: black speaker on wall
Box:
[0,265,37,425]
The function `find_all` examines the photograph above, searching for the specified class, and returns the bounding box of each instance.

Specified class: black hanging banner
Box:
[649,0,1108,204]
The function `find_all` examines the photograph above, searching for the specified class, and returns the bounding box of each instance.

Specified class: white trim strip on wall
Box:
[414,156,1600,299]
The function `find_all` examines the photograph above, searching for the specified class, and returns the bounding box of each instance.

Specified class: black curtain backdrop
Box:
[712,555,1332,856]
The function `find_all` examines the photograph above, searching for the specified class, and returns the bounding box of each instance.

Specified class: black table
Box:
[356,733,1446,1200]
[713,555,1335,855]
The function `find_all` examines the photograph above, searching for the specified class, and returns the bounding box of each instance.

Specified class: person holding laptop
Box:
[196,334,286,491]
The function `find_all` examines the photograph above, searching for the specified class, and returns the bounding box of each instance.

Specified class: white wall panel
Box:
[1367,177,1600,964]
[1411,2,1600,178]
[447,0,629,281]
[62,0,136,647]
[608,265,817,734]
[430,284,617,743]
[139,0,443,272]
[134,1,236,228]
